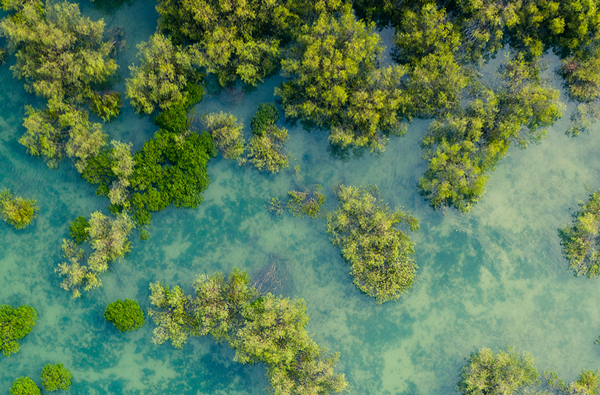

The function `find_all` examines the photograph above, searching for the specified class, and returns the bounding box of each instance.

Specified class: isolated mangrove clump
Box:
[0,189,38,229]
[56,211,135,298]
[0,304,37,357]
[559,190,600,277]
[41,363,73,391]
[104,299,145,332]
[9,377,40,395]
[326,183,419,304]
[148,269,349,394]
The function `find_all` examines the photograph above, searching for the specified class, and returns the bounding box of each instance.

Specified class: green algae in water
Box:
[2,1,600,394]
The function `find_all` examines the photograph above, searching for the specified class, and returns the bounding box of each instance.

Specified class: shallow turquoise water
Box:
[2,1,600,394]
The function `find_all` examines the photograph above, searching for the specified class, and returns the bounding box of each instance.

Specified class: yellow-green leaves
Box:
[559,190,600,277]
[326,183,418,303]
[0,189,38,230]
[278,5,406,152]
[126,34,202,114]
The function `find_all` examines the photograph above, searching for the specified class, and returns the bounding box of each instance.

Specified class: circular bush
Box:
[104,299,145,332]
[41,363,73,391]
[10,377,40,395]
[251,103,279,135]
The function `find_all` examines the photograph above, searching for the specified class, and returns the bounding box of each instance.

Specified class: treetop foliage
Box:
[0,304,37,357]
[56,211,134,298]
[104,299,145,332]
[278,4,408,152]
[40,363,73,391]
[559,190,600,278]
[126,33,203,114]
[326,183,419,303]
[0,0,116,101]
[9,377,40,395]
[0,189,38,230]
[457,347,539,395]
[149,269,349,394]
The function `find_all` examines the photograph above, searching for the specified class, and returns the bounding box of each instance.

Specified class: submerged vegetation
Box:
[457,347,600,395]
[0,189,38,229]
[0,304,37,357]
[559,190,600,277]
[56,211,135,298]
[149,269,349,394]
[287,185,326,219]
[327,183,419,304]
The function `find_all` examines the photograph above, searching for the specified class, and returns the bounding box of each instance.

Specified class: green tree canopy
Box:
[326,183,419,303]
[0,0,116,101]
[148,269,349,394]
[40,363,73,391]
[20,98,107,172]
[277,4,408,152]
[457,347,539,395]
[9,377,40,395]
[156,0,288,86]
[419,54,562,211]
[201,112,245,160]
[104,299,145,332]
[126,34,203,114]
[83,130,216,225]
[559,190,600,277]
[56,212,134,298]
[0,304,37,357]
[0,189,38,229]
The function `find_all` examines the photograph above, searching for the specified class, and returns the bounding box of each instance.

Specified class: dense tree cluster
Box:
[457,347,539,395]
[156,0,285,86]
[56,211,135,298]
[149,269,349,394]
[0,304,37,357]
[347,0,600,212]
[457,346,600,395]
[0,189,38,230]
[126,34,203,115]
[559,190,600,277]
[20,99,108,172]
[326,183,418,303]
[277,4,407,153]
[419,54,561,211]
[84,130,216,225]
[240,103,289,173]
[0,0,118,171]
[104,299,145,332]
[40,363,73,391]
